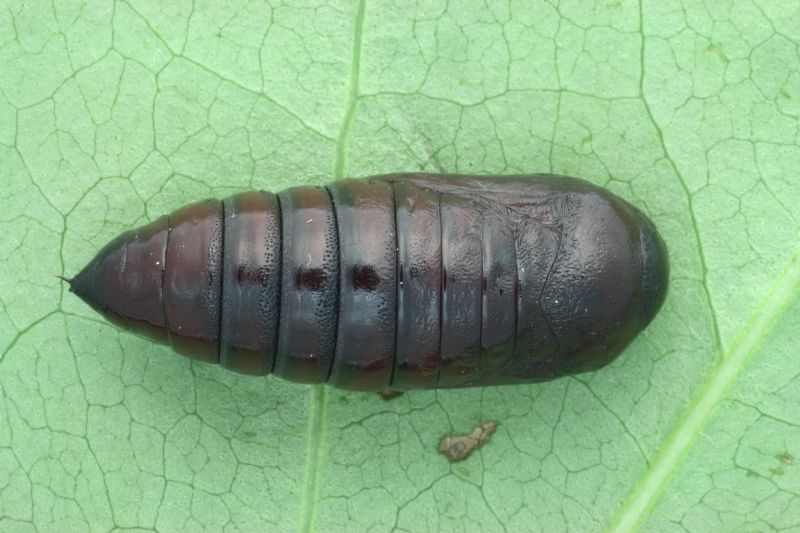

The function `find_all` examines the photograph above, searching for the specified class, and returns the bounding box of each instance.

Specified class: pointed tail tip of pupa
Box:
[60,269,92,299]
[57,274,83,296]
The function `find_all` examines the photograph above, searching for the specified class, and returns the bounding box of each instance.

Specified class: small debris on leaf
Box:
[778,452,794,464]
[438,421,497,462]
[378,390,404,400]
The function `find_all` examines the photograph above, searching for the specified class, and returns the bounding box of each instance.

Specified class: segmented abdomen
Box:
[69,174,670,390]
[197,178,529,390]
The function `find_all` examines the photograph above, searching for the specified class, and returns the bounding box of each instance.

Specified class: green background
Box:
[1,0,799,531]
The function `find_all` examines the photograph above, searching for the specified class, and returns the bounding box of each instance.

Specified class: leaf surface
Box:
[0,0,798,531]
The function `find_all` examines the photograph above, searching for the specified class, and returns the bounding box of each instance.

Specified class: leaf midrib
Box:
[608,247,800,532]
[300,0,367,531]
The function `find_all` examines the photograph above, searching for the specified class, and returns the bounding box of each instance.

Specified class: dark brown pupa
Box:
[67,174,669,391]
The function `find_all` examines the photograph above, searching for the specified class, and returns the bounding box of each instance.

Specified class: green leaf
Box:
[1,0,798,531]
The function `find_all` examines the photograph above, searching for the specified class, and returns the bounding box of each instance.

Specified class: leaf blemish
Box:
[778,452,794,464]
[378,390,403,400]
[439,421,497,462]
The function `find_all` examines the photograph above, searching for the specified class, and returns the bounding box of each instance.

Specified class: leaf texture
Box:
[0,0,798,531]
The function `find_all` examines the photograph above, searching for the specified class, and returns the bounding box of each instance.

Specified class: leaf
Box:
[1,0,798,531]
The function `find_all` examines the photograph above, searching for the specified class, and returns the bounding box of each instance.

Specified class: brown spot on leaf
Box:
[438,421,497,462]
[778,452,794,464]
[378,390,403,400]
